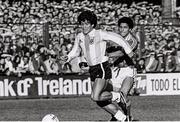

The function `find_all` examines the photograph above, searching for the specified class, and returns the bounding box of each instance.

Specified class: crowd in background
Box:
[0,0,180,76]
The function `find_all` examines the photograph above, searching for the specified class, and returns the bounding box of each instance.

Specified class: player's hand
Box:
[60,55,68,62]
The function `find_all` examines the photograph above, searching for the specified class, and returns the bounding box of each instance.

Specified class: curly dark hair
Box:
[118,17,134,29]
[77,10,97,28]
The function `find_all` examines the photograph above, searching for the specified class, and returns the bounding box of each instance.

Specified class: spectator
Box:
[0,41,4,55]
[29,42,38,56]
[136,58,146,73]
[17,56,30,76]
[44,54,59,75]
[31,49,47,75]
[156,52,165,72]
[165,52,176,72]
[12,54,21,71]
[145,51,158,73]
[175,50,180,72]
[0,56,6,75]
[3,54,15,76]
[60,44,68,56]
[174,35,180,50]
[46,43,56,55]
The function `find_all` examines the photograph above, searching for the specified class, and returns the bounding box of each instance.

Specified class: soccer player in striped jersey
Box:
[61,11,134,121]
[106,17,138,121]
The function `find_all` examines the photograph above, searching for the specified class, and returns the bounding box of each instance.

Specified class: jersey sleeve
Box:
[101,30,133,55]
[67,35,81,62]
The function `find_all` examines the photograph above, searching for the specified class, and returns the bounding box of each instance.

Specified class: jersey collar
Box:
[87,29,95,37]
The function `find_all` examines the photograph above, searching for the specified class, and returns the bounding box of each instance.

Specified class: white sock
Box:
[111,91,121,103]
[114,110,126,122]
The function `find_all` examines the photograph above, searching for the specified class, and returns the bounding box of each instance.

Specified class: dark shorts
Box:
[89,61,112,82]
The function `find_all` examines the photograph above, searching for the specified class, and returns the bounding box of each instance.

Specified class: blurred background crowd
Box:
[0,0,180,76]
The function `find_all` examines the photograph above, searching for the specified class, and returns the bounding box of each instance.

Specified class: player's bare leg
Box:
[91,78,126,121]
[120,77,134,98]
[91,78,111,101]
[119,77,134,121]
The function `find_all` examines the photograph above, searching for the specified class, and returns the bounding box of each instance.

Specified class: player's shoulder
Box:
[92,29,107,38]
[94,29,103,35]
[76,32,84,37]
[75,32,85,42]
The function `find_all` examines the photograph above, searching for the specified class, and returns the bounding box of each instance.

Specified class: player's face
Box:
[80,20,94,34]
[119,23,130,37]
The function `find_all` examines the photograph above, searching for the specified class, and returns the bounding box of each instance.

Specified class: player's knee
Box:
[96,101,111,107]
[91,91,112,101]
[91,96,101,101]
[91,91,102,101]
[91,93,99,101]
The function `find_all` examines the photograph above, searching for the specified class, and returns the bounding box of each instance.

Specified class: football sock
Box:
[114,110,126,122]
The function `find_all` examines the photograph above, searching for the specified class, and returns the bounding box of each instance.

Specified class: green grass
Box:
[0,95,180,121]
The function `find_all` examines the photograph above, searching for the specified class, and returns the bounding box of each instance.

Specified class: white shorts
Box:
[110,66,136,91]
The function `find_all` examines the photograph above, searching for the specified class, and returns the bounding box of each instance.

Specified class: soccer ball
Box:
[42,114,59,122]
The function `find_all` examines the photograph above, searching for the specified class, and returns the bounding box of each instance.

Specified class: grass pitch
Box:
[0,95,180,121]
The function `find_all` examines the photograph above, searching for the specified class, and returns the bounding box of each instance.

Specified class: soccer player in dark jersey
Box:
[106,17,138,121]
[61,11,134,121]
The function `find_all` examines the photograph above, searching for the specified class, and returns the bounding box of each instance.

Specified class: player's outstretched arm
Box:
[101,30,133,57]
[66,36,81,62]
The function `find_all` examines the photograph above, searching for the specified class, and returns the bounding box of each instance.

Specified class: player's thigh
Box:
[120,77,134,95]
[91,78,108,100]
[105,80,114,92]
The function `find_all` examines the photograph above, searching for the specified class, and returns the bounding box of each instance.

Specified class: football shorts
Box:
[111,66,136,91]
